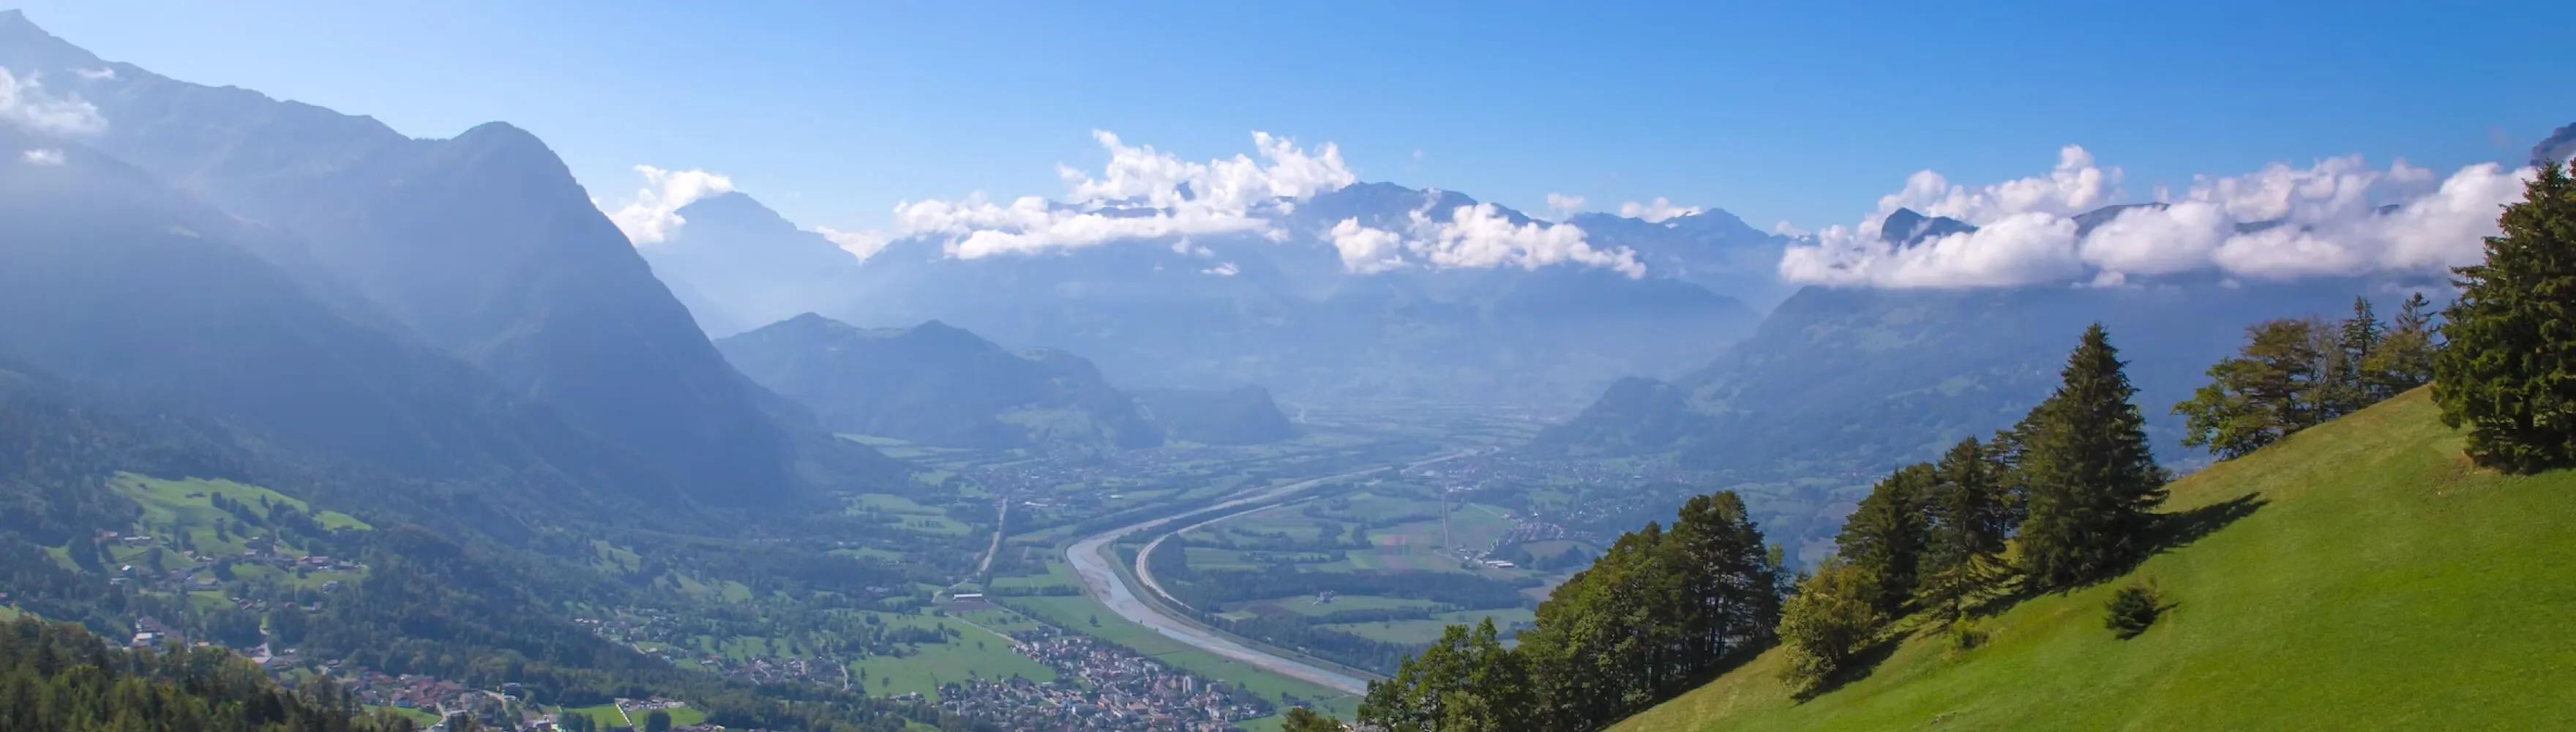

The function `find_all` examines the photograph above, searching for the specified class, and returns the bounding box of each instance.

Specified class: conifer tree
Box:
[1834,464,1933,615]
[2435,160,2576,474]
[2019,324,2168,590]
[1919,438,2011,618]
[2327,296,2383,410]
[2174,318,2328,458]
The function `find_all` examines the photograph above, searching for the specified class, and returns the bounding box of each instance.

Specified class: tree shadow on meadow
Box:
[1790,632,1906,702]
[2141,492,2268,561]
[1795,492,2268,703]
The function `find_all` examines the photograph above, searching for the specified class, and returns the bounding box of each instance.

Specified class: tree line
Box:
[1355,490,1784,731]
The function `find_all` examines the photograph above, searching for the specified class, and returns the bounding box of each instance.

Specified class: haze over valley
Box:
[3,5,2572,732]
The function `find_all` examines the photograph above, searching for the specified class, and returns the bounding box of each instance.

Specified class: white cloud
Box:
[1202,261,1240,277]
[1876,145,2116,228]
[1778,146,2532,288]
[73,67,116,81]
[602,165,734,245]
[1329,218,1409,274]
[816,226,891,261]
[898,130,1354,258]
[1546,193,1587,219]
[1326,203,1646,277]
[0,67,106,135]
[1409,203,1644,277]
[894,130,1642,277]
[19,147,64,166]
[1618,197,1701,223]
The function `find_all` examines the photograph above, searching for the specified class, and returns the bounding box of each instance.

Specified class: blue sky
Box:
[16,1,2570,235]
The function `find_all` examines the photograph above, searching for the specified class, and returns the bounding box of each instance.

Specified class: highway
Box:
[1062,451,1471,697]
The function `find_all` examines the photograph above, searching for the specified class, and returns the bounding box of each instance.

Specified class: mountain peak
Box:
[673,190,796,233]
[1879,207,1977,245]
[2534,122,2576,168]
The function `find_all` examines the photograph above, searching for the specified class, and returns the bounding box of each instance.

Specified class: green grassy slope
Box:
[1614,389,2576,731]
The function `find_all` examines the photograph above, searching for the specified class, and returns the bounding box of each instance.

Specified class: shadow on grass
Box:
[1795,493,2266,701]
[1790,633,1905,703]
[2151,492,2268,556]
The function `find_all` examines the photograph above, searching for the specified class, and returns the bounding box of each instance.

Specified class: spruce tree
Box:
[2018,324,2168,590]
[1920,438,2011,617]
[1834,463,1933,615]
[2332,296,2384,409]
[2435,160,2576,474]
[2369,291,2440,396]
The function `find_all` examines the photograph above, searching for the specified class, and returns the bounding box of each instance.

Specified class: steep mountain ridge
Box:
[0,127,682,513]
[0,13,890,502]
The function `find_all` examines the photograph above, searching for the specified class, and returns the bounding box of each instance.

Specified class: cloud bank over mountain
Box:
[1778,145,2532,288]
[606,164,736,244]
[891,130,1348,259]
[886,130,1649,277]
[1328,201,1645,278]
[1619,197,1703,223]
[0,67,103,135]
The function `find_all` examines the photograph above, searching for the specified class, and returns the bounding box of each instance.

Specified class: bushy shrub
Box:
[2104,580,2164,638]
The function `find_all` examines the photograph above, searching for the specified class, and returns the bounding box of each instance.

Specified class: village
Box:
[936,627,1274,731]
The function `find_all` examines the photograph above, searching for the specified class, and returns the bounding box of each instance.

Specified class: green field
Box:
[561,701,705,729]
[845,492,975,536]
[850,630,1055,698]
[1325,608,1537,645]
[1252,594,1442,617]
[99,474,371,589]
[1614,390,2576,731]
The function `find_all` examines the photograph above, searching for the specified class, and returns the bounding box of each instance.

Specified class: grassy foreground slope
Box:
[1616,389,2576,731]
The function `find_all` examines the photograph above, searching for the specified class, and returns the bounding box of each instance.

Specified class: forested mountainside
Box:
[719,315,1166,452]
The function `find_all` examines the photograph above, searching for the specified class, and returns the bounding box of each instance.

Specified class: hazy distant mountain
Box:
[719,315,1165,452]
[0,125,684,509]
[1566,207,1798,307]
[1535,217,2426,478]
[0,12,891,503]
[825,183,1762,410]
[1131,386,1295,446]
[2536,121,2576,168]
[640,191,864,337]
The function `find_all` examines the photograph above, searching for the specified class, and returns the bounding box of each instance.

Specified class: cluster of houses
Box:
[937,629,1270,731]
[97,529,361,595]
[341,671,477,717]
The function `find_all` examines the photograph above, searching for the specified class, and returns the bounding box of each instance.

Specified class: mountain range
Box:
[717,315,1291,452]
[0,11,896,509]
[647,182,1786,411]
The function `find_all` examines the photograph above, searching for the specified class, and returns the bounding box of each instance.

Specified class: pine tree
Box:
[2367,291,2441,397]
[1667,491,1779,676]
[1834,464,1933,615]
[2019,324,2168,590]
[2174,318,2329,458]
[2435,160,2576,474]
[2329,296,2383,410]
[1919,438,2011,618]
